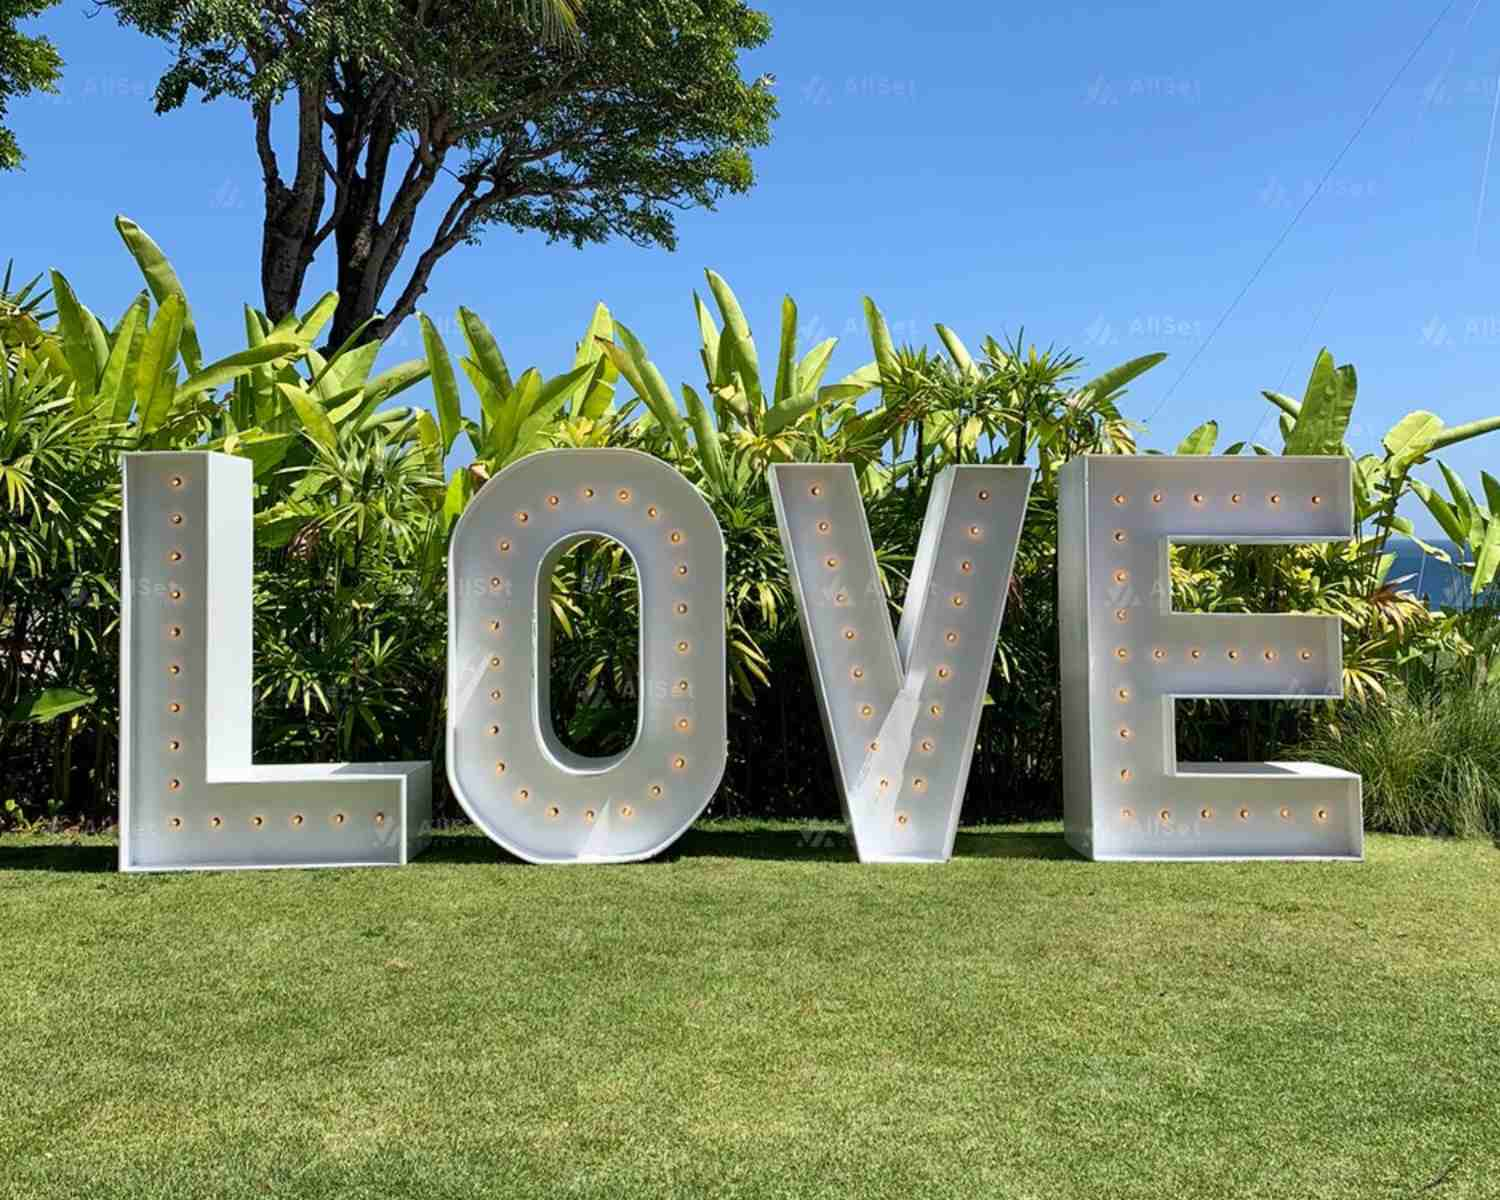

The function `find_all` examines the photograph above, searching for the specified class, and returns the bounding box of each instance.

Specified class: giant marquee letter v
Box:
[770,464,1031,863]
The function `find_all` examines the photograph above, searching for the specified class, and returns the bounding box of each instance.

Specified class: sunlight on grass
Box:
[1,822,1496,1198]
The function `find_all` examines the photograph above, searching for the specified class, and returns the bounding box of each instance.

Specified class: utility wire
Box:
[1144,0,1464,426]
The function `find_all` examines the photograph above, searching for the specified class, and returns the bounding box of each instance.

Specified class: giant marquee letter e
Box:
[770,463,1032,863]
[448,449,728,863]
[1058,454,1362,861]
[120,452,432,872]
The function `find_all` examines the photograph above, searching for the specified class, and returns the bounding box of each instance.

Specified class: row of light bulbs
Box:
[1119,805,1331,823]
[166,810,384,831]
[164,476,187,801]
[1110,490,1324,508]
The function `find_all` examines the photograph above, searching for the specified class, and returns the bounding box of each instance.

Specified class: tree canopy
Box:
[102,0,778,345]
[0,0,63,170]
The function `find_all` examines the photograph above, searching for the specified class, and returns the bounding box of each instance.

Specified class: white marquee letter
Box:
[448,449,727,862]
[120,453,432,871]
[770,463,1031,862]
[1058,455,1362,860]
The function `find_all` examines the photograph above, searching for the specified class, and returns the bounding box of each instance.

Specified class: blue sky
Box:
[7,0,1500,531]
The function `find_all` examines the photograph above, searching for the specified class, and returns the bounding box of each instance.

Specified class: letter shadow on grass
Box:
[418,825,1076,865]
[0,827,1076,871]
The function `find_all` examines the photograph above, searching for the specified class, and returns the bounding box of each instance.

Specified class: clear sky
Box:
[7,1,1500,532]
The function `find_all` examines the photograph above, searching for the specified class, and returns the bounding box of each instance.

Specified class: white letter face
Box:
[119,453,432,872]
[1058,455,1362,861]
[448,449,727,863]
[770,464,1032,862]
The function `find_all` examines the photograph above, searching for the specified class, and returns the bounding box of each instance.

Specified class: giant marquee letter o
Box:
[448,449,728,862]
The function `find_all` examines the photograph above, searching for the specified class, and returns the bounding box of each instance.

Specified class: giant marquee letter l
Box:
[770,463,1032,863]
[120,452,432,872]
[1058,454,1362,861]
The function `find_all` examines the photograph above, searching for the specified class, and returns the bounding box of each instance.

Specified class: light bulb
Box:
[169,626,182,639]
[168,550,182,562]
[489,619,501,632]
[621,805,634,819]
[1119,769,1132,782]
[1113,494,1127,506]
[1227,649,1240,661]
[1279,806,1292,820]
[677,718,690,732]
[960,560,973,573]
[547,494,560,507]
[977,489,991,501]
[969,525,982,538]
[676,640,690,654]
[951,594,965,608]
[936,666,951,680]
[670,530,685,544]
[489,656,502,668]
[516,511,529,524]
[868,740,879,752]
[169,817,182,829]
[516,788,530,802]
[859,704,874,718]
[494,761,507,774]
[649,784,663,798]
[896,812,909,826]
[1230,493,1242,505]
[1151,492,1164,504]
[168,664,181,675]
[676,563,688,576]
[1152,648,1166,660]
[1298,649,1312,661]
[487,725,499,736]
[1118,727,1132,741]
[489,689,502,701]
[843,628,857,641]
[546,805,561,819]
[1115,647,1129,661]
[251,815,264,828]
[584,809,596,823]
[169,513,183,525]
[1114,570,1129,584]
[676,680,690,693]
[945,630,959,644]
[825,557,838,569]
[835,592,848,605]
[1115,609,1129,623]
[1112,530,1126,543]
[617,488,631,503]
[919,739,934,753]
[1269,493,1281,505]
[1190,648,1202,660]
[1238,808,1250,820]
[169,476,183,488]
[374,812,385,825]
[912,777,926,791]
[672,756,687,770]
[1120,807,1133,819]
[168,778,181,791]
[167,702,181,714]
[1263,649,1277,662]
[1117,687,1130,702]
[169,589,182,601]
[1159,809,1171,822]
[292,814,304,826]
[1200,807,1212,819]
[497,539,511,553]
[647,506,659,519]
[929,704,943,718]
[1315,808,1328,822]
[582,487,595,499]
[809,484,822,497]
[490,577,502,589]
[1191,493,1204,506]
[209,815,221,828]
[817,521,831,533]
[851,666,864,680]
[675,602,689,615]
[167,739,180,752]
[1311,494,1322,505]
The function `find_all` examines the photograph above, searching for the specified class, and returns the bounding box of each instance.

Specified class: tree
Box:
[1,0,62,170]
[101,0,778,347]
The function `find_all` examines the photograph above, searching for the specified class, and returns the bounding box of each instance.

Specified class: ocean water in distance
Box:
[1386,538,1495,610]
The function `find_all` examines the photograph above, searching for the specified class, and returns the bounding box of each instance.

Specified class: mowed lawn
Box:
[1,821,1497,1200]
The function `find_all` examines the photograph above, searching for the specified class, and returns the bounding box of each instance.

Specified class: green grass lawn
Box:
[1,821,1497,1199]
